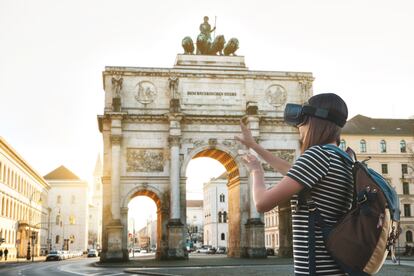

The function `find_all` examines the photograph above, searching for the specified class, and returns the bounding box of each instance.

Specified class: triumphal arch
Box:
[98,30,313,262]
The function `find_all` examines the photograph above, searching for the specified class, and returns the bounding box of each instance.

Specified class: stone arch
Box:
[122,185,169,260]
[181,144,248,178]
[181,144,251,257]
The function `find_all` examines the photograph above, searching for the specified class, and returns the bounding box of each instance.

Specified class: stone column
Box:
[101,114,125,262]
[169,135,181,220]
[120,207,129,260]
[245,109,266,258]
[111,134,122,221]
[166,113,186,259]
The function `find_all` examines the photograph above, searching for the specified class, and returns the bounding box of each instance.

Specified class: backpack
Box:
[299,144,401,276]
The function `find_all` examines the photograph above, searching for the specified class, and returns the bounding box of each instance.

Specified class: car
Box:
[87,249,98,257]
[196,246,209,253]
[207,247,216,254]
[133,248,140,253]
[140,249,148,253]
[216,247,226,254]
[46,250,63,261]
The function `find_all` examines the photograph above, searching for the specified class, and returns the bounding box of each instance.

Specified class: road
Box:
[0,254,413,276]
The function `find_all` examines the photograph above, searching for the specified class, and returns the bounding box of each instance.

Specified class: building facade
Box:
[0,137,50,260]
[342,115,414,248]
[264,208,279,252]
[44,166,89,252]
[203,173,228,248]
[88,156,103,250]
[186,200,203,247]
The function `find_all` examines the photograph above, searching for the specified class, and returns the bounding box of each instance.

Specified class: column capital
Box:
[167,114,183,122]
[111,134,122,145]
[168,136,181,147]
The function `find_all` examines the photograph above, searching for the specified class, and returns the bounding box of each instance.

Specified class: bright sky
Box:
[1,0,413,185]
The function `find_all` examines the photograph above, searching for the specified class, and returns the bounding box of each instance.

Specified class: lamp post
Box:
[27,191,42,261]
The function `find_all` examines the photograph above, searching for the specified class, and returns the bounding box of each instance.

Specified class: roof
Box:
[0,137,50,189]
[186,200,203,208]
[44,165,80,180]
[342,115,414,136]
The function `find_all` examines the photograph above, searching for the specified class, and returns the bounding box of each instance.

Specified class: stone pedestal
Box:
[165,219,187,260]
[100,221,128,262]
[245,218,267,258]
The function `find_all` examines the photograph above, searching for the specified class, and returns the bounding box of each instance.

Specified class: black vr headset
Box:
[284,103,347,128]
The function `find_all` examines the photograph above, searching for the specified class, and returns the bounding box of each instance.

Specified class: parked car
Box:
[46,250,63,261]
[134,248,141,253]
[216,247,226,254]
[87,249,98,257]
[207,247,216,254]
[140,249,148,253]
[266,248,275,256]
[196,246,210,253]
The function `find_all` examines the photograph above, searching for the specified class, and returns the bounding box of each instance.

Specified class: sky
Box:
[1,0,413,216]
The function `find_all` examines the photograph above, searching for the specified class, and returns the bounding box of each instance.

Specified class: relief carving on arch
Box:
[262,149,295,172]
[127,148,164,172]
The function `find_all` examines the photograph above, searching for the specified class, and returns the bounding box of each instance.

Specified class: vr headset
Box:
[284,103,347,127]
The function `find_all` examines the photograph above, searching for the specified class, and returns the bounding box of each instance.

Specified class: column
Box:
[111,134,122,221]
[169,135,181,220]
[166,113,186,259]
[246,115,261,220]
[245,108,266,258]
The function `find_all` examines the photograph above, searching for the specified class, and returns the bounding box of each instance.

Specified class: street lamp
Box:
[27,191,42,262]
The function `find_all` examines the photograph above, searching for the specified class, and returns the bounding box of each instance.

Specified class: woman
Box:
[236,93,352,275]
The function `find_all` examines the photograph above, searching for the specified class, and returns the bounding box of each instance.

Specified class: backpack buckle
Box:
[357,193,368,205]
[307,200,317,212]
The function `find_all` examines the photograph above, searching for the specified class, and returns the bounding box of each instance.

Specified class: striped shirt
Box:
[287,145,353,275]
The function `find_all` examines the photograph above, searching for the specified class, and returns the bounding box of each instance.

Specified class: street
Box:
[0,255,413,276]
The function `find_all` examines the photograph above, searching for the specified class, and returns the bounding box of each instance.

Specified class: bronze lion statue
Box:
[224,38,239,56]
[182,36,195,55]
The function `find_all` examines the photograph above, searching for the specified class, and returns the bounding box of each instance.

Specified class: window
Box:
[339,139,346,151]
[221,233,225,241]
[402,164,408,175]
[403,182,410,195]
[360,140,367,153]
[55,235,60,244]
[69,235,75,244]
[69,215,76,225]
[223,211,227,223]
[57,195,61,204]
[56,215,61,225]
[218,212,222,223]
[381,164,388,174]
[404,204,411,217]
[407,231,413,243]
[380,140,387,153]
[400,140,407,153]
[219,194,225,203]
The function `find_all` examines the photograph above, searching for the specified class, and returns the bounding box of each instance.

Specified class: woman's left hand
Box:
[241,154,264,174]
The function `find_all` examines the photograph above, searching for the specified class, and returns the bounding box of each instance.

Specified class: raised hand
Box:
[234,119,256,149]
[241,153,264,174]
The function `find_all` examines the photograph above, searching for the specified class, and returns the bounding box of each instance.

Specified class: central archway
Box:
[182,145,255,257]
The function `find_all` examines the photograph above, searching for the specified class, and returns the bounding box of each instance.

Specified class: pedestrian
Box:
[0,248,3,260]
[236,93,351,275]
[4,248,8,261]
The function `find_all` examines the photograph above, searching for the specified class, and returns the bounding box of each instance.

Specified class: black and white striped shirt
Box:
[287,145,353,275]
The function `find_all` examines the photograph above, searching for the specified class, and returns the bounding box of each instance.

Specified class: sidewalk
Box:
[0,256,46,268]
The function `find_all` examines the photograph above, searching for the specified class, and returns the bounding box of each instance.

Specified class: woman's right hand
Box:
[235,119,257,149]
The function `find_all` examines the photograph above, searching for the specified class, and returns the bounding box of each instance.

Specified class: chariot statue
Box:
[181,16,239,56]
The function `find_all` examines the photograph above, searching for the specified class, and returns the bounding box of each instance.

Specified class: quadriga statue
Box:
[181,17,239,56]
